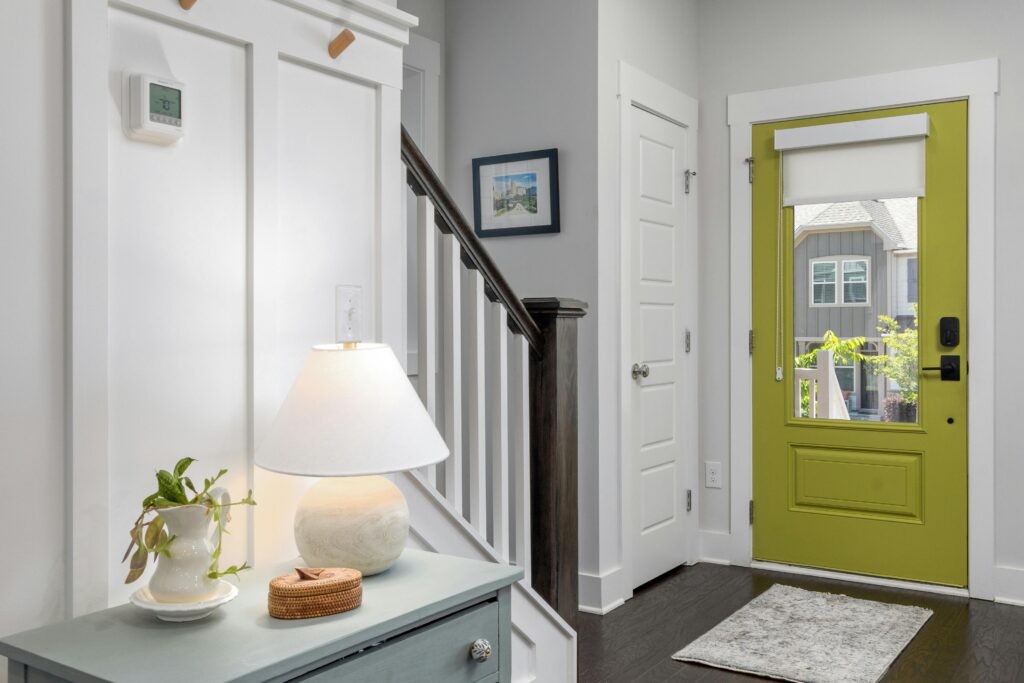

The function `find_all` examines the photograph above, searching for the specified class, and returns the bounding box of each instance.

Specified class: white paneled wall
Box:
[255,58,380,564]
[0,2,66,678]
[106,7,251,605]
[0,0,412,658]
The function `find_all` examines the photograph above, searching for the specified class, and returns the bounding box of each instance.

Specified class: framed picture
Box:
[472,148,560,238]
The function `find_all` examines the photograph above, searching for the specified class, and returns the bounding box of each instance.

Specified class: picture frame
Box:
[472,148,560,238]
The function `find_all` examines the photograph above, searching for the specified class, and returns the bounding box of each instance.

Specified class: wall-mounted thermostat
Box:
[125,73,184,145]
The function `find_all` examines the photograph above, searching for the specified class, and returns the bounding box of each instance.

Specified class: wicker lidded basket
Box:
[268,567,363,619]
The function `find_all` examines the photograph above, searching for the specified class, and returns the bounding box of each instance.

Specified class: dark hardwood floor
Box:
[578,563,1024,682]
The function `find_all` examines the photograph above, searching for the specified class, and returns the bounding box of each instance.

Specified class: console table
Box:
[0,550,521,682]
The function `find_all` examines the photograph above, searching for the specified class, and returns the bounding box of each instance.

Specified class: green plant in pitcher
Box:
[121,457,256,584]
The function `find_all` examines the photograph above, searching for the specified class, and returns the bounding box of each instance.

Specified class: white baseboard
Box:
[578,566,626,614]
[994,565,1024,606]
[750,561,970,598]
[698,530,734,565]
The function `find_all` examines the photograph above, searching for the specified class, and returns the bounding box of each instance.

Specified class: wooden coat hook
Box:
[329,29,356,59]
[179,0,198,9]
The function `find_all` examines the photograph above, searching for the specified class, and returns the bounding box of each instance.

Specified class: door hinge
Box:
[748,329,755,355]
[684,329,692,354]
[686,489,693,513]
[749,500,754,525]
[745,156,755,184]
[684,169,697,194]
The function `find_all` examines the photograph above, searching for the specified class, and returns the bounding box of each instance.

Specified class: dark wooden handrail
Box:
[401,126,543,353]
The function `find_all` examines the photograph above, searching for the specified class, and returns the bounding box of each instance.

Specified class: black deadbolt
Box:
[939,317,960,347]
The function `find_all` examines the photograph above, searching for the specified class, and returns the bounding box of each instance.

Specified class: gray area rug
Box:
[673,584,932,683]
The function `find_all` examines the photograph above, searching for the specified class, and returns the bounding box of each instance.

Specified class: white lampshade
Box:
[255,343,449,477]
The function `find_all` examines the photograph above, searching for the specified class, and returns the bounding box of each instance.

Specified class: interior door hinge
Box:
[684,169,697,194]
[745,156,755,184]
[686,489,693,513]
[684,329,692,354]
[748,329,755,355]
[749,500,754,525]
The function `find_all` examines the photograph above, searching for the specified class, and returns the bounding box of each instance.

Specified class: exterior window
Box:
[907,257,918,303]
[835,363,855,394]
[812,261,837,304]
[843,259,869,304]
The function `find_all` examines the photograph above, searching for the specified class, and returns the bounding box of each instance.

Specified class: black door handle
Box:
[922,355,960,381]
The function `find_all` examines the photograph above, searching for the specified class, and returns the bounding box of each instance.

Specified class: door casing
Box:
[723,59,999,599]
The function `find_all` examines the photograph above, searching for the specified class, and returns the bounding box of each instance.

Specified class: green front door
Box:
[752,101,968,586]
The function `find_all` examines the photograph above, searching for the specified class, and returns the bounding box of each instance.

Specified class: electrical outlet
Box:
[335,285,363,343]
[705,461,723,489]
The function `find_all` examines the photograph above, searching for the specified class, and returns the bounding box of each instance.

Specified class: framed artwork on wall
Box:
[472,148,560,238]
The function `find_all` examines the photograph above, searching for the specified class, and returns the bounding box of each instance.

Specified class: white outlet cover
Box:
[705,461,723,489]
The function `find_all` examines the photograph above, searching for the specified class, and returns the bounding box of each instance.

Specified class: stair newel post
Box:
[524,297,587,629]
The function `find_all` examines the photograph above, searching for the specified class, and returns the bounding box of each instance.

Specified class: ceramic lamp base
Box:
[294,476,409,576]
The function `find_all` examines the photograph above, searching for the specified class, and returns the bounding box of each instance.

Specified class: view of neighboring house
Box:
[793,198,918,420]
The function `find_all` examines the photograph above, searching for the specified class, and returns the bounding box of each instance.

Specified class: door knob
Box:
[631,363,650,380]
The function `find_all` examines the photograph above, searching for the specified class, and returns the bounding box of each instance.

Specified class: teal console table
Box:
[0,550,521,682]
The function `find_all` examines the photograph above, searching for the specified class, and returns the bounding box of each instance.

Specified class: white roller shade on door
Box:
[775,113,929,206]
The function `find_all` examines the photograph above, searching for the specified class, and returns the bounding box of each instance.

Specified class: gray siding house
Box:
[793,199,918,417]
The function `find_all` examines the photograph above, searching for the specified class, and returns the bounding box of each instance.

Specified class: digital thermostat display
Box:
[124,72,185,145]
[149,83,181,122]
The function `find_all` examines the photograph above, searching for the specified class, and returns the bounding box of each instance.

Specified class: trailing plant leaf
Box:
[125,544,148,584]
[209,562,251,581]
[173,457,196,478]
[156,470,187,505]
[144,517,164,550]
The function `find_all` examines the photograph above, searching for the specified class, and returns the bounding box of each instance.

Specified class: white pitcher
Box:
[148,489,229,603]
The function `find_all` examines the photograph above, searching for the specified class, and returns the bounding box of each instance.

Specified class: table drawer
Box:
[298,600,500,682]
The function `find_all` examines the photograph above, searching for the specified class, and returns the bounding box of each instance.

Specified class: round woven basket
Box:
[268,567,363,619]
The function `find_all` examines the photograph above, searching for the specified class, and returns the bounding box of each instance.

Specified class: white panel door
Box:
[630,106,695,588]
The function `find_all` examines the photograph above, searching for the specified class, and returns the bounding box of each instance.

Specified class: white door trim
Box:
[725,58,999,599]
[617,61,699,599]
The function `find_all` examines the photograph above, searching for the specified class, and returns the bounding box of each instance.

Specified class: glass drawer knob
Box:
[470,638,492,662]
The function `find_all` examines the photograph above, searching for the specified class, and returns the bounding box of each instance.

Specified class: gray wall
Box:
[696,0,1024,571]
[444,0,601,574]
[793,230,887,340]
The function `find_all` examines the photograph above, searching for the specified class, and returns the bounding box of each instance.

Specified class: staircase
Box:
[398,128,583,682]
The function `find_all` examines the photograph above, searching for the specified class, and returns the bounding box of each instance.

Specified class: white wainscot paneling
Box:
[106,8,249,604]
[0,0,66,664]
[254,57,378,564]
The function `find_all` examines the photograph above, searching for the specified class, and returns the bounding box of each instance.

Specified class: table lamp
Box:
[255,343,449,575]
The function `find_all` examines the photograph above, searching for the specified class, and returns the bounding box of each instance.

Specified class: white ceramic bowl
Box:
[130,580,238,622]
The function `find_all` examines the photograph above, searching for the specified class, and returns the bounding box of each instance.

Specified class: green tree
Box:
[867,308,919,405]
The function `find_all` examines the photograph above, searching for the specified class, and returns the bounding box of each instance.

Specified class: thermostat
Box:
[125,73,184,145]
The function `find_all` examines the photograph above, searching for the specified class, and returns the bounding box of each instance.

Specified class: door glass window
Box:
[793,198,919,423]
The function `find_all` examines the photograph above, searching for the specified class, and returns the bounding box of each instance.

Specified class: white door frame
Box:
[618,61,699,598]
[726,58,999,599]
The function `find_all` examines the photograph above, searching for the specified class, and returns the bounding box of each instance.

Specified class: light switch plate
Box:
[335,285,363,343]
[705,461,723,489]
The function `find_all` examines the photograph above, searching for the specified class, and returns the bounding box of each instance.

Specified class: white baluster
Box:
[488,303,510,561]
[467,270,487,533]
[510,333,531,583]
[441,233,463,514]
[416,196,438,487]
